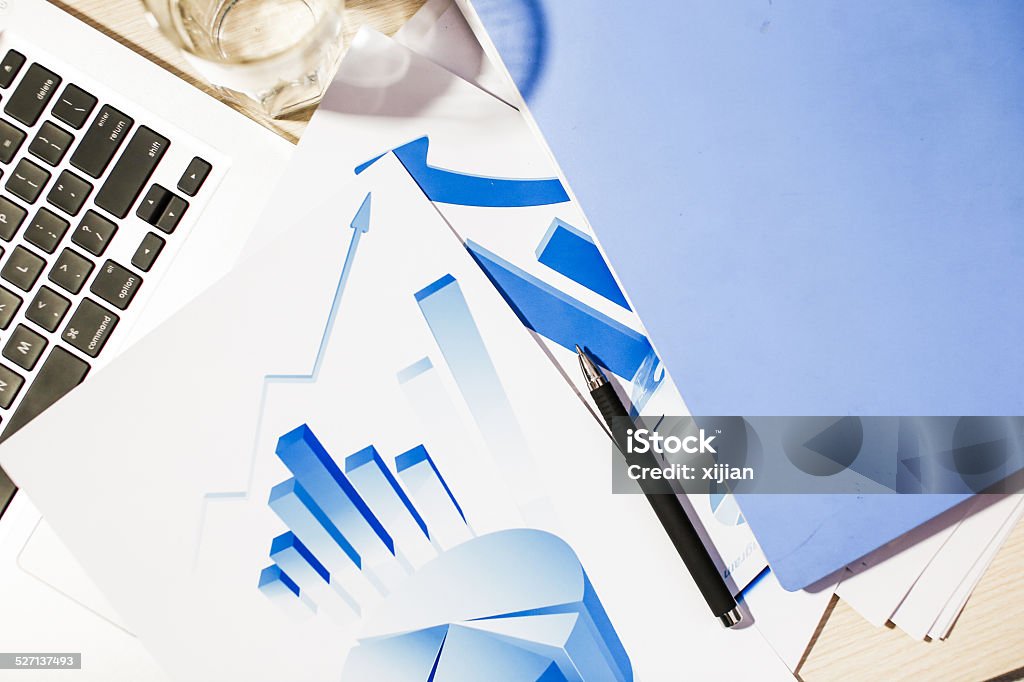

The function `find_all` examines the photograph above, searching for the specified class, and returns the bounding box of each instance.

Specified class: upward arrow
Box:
[350,192,372,234]
[192,190,374,568]
[308,192,372,376]
[335,192,371,298]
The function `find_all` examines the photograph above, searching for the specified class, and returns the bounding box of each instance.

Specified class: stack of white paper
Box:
[838,494,1023,641]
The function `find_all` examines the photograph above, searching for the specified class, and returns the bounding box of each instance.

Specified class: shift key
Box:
[69,105,134,178]
[94,127,169,219]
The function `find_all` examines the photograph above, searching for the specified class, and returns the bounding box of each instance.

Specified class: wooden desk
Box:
[48,2,1024,679]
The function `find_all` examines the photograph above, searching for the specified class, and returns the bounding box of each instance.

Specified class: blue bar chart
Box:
[275,425,404,589]
[261,425,471,618]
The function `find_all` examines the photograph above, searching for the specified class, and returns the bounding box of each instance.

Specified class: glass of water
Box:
[143,0,346,118]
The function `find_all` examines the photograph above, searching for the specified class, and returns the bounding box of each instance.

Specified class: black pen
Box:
[576,345,742,627]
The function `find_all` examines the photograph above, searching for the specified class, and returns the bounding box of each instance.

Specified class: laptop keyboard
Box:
[0,45,220,514]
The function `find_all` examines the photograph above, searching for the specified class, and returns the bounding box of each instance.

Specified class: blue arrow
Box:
[317,191,372,371]
[193,192,373,566]
[356,137,569,207]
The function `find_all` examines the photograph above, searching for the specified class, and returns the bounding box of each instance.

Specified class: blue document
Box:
[467,0,1024,588]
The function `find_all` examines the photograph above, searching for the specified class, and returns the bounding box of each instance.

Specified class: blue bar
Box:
[268,478,361,570]
[467,240,655,381]
[258,564,300,598]
[413,274,520,451]
[414,273,459,302]
[396,357,433,384]
[395,445,472,551]
[415,273,540,504]
[536,218,630,310]
[346,445,437,569]
[270,532,330,584]
[395,445,466,523]
[345,445,429,537]
[276,425,395,564]
[270,532,359,619]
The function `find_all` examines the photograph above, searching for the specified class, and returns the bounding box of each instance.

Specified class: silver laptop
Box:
[0,0,292,676]
[0,0,292,509]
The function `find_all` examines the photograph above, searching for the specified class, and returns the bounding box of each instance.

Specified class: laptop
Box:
[0,0,291,675]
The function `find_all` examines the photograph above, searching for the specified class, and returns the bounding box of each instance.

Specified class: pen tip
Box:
[576,344,606,389]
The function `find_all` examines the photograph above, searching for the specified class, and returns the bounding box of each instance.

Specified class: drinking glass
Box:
[143,0,346,118]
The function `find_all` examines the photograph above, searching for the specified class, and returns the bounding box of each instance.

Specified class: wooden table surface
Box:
[49,1,1024,680]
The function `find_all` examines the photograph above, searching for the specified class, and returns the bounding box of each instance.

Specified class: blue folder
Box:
[470,1,1024,589]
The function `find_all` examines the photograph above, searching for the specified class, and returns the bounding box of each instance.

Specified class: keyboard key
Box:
[4,63,61,127]
[46,170,92,216]
[51,84,97,129]
[28,121,74,166]
[62,298,117,358]
[177,157,212,196]
[5,158,50,203]
[136,184,171,223]
[0,286,22,329]
[0,347,89,442]
[48,248,92,294]
[69,105,133,179]
[90,260,142,311]
[0,196,27,241]
[2,245,45,291]
[0,468,12,515]
[0,51,26,89]
[26,286,70,333]
[94,126,168,218]
[25,207,70,254]
[0,119,26,164]
[71,210,117,256]
[3,324,47,371]
[155,194,188,234]
[0,363,25,409]
[131,232,164,272]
